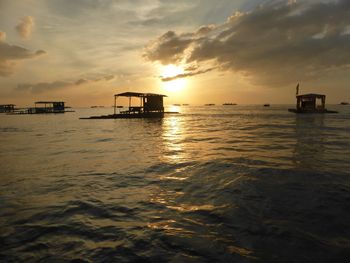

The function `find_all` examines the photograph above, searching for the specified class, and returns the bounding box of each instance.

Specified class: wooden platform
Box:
[80,112,179,119]
[288,109,338,114]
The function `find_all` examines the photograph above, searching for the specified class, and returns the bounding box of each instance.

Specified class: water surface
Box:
[1,105,350,262]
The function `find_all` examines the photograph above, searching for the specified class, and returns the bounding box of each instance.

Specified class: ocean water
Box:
[1,105,350,262]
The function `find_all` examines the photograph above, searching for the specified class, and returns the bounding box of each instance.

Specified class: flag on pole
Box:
[296,83,299,96]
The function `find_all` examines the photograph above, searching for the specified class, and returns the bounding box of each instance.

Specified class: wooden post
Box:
[322,96,325,110]
[296,97,300,110]
[114,95,116,115]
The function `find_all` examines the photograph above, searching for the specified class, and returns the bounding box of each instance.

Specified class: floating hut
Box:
[81,92,178,119]
[9,101,74,114]
[288,94,337,113]
[27,101,70,114]
[288,84,337,113]
[0,104,15,113]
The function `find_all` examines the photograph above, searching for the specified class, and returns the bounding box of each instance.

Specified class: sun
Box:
[161,65,184,78]
[160,65,187,92]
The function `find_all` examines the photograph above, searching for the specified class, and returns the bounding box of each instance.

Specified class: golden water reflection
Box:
[160,115,187,164]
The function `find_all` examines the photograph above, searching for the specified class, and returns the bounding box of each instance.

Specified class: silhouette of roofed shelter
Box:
[0,104,15,113]
[296,94,325,111]
[114,92,166,115]
[80,91,178,119]
[30,101,66,113]
[289,93,337,113]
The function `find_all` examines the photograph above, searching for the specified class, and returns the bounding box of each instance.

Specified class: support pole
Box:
[114,95,116,115]
[322,96,325,110]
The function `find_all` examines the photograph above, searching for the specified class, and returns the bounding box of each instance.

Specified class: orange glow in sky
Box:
[160,65,187,93]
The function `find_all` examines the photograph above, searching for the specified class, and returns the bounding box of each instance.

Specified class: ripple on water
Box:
[1,106,350,262]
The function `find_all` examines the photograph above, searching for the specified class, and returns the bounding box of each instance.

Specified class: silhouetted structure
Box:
[7,101,74,114]
[288,94,337,113]
[0,104,15,113]
[28,101,66,114]
[82,92,177,119]
[114,92,165,115]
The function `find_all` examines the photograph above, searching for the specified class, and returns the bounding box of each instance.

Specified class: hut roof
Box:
[296,93,325,98]
[35,101,65,104]
[115,92,167,97]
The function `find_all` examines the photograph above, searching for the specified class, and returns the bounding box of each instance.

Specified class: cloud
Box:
[143,31,193,65]
[0,40,46,77]
[0,31,6,42]
[195,25,216,36]
[144,0,350,86]
[161,67,215,82]
[75,78,89,85]
[16,16,35,39]
[17,74,115,93]
[17,81,71,94]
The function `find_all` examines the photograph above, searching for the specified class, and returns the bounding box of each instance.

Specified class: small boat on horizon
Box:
[223,103,237,106]
[91,106,105,108]
[340,102,349,105]
[204,104,215,106]
[263,104,270,107]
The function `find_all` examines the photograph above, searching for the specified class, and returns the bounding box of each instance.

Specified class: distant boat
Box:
[223,103,237,105]
[340,102,349,105]
[263,104,270,107]
[116,106,123,108]
[91,106,105,108]
[182,104,189,106]
[173,104,181,106]
[204,104,215,106]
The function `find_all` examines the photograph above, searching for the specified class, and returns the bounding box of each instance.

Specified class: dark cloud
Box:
[0,40,46,77]
[144,0,350,86]
[18,75,115,93]
[17,81,70,94]
[143,31,193,65]
[195,25,216,36]
[75,78,88,85]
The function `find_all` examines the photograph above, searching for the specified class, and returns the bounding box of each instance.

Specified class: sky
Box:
[0,0,349,106]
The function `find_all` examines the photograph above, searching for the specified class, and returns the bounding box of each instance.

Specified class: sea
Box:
[1,105,350,263]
